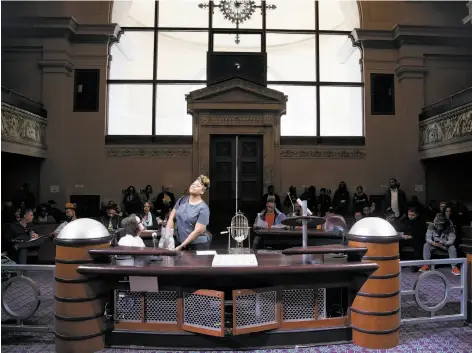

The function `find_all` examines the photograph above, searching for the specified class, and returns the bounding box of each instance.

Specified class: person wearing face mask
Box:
[166,175,211,251]
[101,205,122,232]
[118,214,146,248]
[52,203,78,236]
[420,213,460,276]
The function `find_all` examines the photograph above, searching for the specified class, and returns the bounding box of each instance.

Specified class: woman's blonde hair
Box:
[198,175,211,189]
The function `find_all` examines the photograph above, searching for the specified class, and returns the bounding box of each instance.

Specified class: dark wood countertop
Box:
[282,245,367,256]
[89,246,178,257]
[254,229,343,238]
[77,252,377,277]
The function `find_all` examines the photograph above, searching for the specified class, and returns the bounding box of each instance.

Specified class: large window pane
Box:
[319,0,360,31]
[158,0,208,27]
[213,34,261,52]
[108,84,153,135]
[109,32,154,80]
[267,34,316,81]
[320,86,363,136]
[155,84,205,135]
[157,32,207,80]
[266,0,315,29]
[319,35,361,83]
[111,0,155,27]
[269,85,316,136]
[211,3,262,29]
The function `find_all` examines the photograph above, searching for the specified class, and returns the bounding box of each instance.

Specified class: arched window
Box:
[108,0,362,136]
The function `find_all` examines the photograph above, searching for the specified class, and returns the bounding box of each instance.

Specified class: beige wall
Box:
[1,1,472,207]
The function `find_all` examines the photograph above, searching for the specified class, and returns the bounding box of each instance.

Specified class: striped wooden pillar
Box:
[54,219,112,353]
[347,218,400,349]
[462,226,472,324]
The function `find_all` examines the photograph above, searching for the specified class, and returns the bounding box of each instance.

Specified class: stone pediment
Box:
[186,78,287,107]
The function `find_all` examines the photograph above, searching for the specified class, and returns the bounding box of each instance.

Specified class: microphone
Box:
[296,198,313,216]
[152,232,157,249]
[287,192,295,216]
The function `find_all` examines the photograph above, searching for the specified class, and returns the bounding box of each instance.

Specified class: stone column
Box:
[54,219,111,353]
[348,218,401,349]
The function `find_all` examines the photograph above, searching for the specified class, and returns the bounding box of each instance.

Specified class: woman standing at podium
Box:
[165,175,212,251]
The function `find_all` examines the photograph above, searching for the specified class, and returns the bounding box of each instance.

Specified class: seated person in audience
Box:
[157,206,172,227]
[6,208,42,263]
[118,214,145,248]
[400,207,427,260]
[326,207,335,217]
[315,204,324,217]
[420,213,460,276]
[254,201,286,229]
[47,200,65,223]
[101,204,122,231]
[385,208,402,230]
[115,204,124,217]
[261,185,282,211]
[362,205,372,218]
[354,212,363,221]
[140,202,158,230]
[52,203,78,236]
[34,204,56,223]
[439,201,447,214]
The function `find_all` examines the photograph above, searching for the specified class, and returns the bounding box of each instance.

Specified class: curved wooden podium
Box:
[348,223,400,350]
[54,221,111,353]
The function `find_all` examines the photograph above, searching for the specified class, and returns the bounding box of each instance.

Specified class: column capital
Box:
[38,60,74,76]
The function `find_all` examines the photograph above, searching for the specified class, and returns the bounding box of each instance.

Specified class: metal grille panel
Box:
[114,290,142,322]
[145,291,178,323]
[183,292,222,331]
[282,288,326,321]
[234,291,277,329]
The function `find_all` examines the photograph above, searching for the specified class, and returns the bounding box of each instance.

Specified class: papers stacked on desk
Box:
[212,254,258,267]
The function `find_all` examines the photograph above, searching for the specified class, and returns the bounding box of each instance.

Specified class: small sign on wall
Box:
[50,185,60,193]
[414,185,424,192]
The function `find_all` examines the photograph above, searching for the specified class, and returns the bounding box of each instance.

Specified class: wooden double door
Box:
[209,135,263,235]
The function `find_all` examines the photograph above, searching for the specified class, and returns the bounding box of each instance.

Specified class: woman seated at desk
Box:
[118,214,146,248]
[165,175,211,251]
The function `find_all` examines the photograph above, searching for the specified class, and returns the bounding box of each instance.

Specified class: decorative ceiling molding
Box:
[1,102,47,151]
[419,102,472,150]
[106,148,192,158]
[280,148,366,159]
[198,113,276,127]
[2,17,122,44]
[352,25,472,49]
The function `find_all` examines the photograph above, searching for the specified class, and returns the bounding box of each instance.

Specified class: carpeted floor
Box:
[2,266,471,353]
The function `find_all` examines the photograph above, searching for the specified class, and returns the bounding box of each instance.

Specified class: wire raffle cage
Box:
[227,211,251,254]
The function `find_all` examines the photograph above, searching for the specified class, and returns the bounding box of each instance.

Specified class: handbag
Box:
[158,228,175,250]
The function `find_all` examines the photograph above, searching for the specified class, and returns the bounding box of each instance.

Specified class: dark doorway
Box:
[209,135,263,241]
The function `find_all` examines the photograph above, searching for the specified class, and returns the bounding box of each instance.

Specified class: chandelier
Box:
[198,1,276,44]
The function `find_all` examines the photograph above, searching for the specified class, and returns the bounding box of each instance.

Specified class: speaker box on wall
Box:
[74,69,100,112]
[371,73,395,115]
[207,52,267,86]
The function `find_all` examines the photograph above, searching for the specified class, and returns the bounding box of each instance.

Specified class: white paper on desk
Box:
[129,276,159,292]
[212,254,258,267]
[196,250,217,255]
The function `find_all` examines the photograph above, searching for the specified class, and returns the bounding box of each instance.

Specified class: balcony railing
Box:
[1,87,47,119]
[419,87,472,152]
